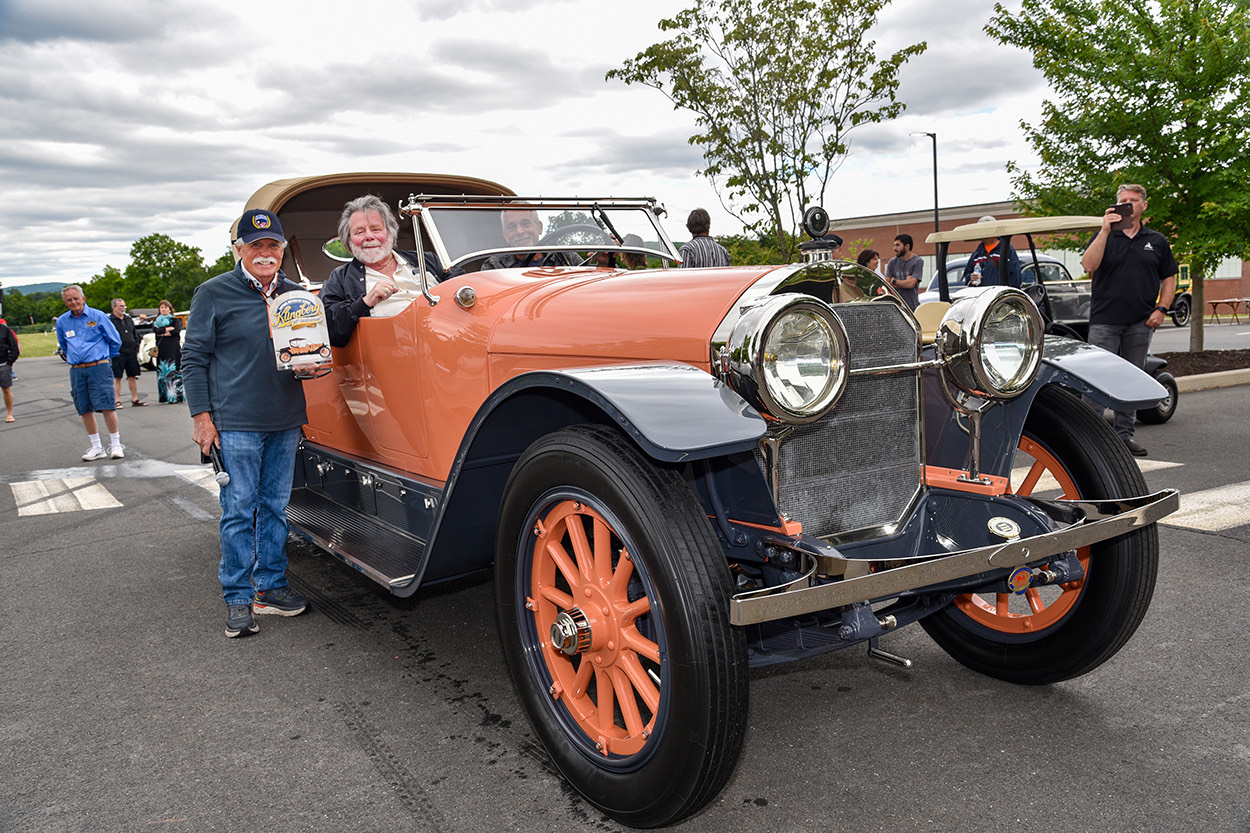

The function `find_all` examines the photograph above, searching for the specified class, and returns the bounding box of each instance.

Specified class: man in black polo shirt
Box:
[1080,183,1177,457]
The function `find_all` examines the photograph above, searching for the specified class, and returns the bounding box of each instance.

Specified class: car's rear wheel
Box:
[496,425,747,828]
[1137,371,1178,424]
[920,386,1158,684]
[1171,296,1191,327]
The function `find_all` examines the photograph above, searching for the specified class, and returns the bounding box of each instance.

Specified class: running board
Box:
[288,487,424,590]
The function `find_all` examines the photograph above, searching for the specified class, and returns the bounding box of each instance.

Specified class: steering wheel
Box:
[538,224,612,248]
[1022,282,1054,323]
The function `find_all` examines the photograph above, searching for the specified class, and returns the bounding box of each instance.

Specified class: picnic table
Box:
[1208,298,1246,324]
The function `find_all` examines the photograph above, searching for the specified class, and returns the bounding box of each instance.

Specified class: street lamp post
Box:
[911,131,939,238]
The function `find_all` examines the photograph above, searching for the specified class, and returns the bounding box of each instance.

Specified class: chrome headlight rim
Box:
[721,293,850,424]
[936,287,1043,400]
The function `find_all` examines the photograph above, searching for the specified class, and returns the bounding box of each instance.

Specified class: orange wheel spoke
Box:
[538,584,573,609]
[572,657,593,699]
[1017,460,1045,496]
[609,547,636,599]
[564,514,594,582]
[592,516,613,585]
[609,666,646,736]
[620,652,661,714]
[595,668,616,734]
[547,541,582,592]
[623,625,660,664]
[995,593,1011,616]
[1026,588,1045,614]
[619,596,651,627]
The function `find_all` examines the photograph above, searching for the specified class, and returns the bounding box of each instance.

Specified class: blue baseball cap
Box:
[236,208,286,244]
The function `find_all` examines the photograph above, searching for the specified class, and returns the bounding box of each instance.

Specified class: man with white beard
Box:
[182,208,311,638]
[320,194,455,347]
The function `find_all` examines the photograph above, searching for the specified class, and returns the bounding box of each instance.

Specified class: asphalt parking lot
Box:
[2,354,1248,833]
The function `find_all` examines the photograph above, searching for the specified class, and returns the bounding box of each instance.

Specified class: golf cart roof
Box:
[927,215,1103,244]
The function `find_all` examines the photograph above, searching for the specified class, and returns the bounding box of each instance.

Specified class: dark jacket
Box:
[0,323,19,365]
[320,250,452,347]
[181,265,307,432]
[961,241,1022,288]
[109,312,141,355]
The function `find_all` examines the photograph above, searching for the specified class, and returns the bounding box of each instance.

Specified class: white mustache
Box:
[251,256,279,266]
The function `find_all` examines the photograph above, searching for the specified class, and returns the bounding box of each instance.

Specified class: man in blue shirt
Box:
[56,285,124,460]
[183,208,311,638]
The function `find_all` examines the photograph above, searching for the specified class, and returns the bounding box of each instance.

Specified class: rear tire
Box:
[495,425,747,828]
[921,386,1158,684]
[1171,297,1190,327]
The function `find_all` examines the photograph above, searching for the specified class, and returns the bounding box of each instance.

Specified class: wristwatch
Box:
[1154,305,1169,314]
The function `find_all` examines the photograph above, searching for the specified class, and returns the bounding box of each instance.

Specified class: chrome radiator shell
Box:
[755,300,923,540]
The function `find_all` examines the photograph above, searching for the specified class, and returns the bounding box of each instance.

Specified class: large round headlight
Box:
[937,287,1043,399]
[721,294,849,423]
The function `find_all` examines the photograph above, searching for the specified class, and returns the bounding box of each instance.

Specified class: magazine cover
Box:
[270,290,332,376]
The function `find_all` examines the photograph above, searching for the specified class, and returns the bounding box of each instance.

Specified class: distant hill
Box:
[1,282,63,296]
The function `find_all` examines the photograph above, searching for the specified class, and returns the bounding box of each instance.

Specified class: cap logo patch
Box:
[253,214,272,229]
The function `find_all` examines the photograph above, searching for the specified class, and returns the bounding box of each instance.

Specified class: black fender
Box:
[925,336,1166,478]
[412,363,767,591]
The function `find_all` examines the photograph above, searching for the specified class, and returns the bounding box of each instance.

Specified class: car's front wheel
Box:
[495,425,747,828]
[921,386,1158,685]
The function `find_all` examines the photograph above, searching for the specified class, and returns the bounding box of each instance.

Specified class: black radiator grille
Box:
[757,302,922,538]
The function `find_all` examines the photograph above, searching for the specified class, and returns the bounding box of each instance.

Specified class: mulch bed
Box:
[1155,349,1250,376]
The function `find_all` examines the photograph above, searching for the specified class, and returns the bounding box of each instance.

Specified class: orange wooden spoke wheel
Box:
[952,435,1090,634]
[529,499,661,757]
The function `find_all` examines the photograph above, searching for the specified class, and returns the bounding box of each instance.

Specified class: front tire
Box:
[921,386,1158,684]
[495,425,747,828]
[1137,371,1178,424]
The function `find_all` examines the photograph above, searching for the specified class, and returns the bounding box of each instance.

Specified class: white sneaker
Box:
[109,446,125,459]
[82,447,108,461]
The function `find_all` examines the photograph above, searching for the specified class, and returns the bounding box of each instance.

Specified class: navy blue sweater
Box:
[182,265,307,432]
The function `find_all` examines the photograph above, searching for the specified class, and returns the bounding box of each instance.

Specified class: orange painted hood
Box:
[483,265,785,368]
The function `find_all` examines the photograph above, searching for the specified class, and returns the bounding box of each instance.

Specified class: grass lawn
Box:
[15,332,59,358]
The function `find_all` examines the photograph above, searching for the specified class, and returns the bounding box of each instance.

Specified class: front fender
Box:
[1037,335,1167,410]
[415,363,767,591]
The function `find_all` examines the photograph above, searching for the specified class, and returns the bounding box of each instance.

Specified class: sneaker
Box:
[253,586,308,617]
[82,447,108,461]
[225,603,260,638]
[1124,437,1148,457]
[109,446,125,459]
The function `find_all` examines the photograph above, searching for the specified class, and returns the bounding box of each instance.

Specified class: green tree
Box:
[988,0,1250,351]
[608,0,924,262]
[123,234,209,309]
[83,265,124,311]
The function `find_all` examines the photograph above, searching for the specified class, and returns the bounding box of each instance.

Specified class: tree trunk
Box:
[1190,262,1205,353]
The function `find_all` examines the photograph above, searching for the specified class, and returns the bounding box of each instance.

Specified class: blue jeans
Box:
[1088,321,1154,441]
[217,427,302,606]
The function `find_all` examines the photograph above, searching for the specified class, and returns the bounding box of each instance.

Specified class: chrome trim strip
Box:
[729,489,1179,626]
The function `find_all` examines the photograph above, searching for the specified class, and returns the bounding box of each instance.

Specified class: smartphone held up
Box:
[1110,202,1133,231]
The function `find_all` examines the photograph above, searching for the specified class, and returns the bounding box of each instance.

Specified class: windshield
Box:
[404,197,681,270]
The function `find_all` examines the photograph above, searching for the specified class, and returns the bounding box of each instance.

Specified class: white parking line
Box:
[1161,481,1250,532]
[10,478,123,516]
[176,468,221,497]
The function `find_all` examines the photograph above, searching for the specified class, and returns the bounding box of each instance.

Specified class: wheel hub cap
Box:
[551,607,592,656]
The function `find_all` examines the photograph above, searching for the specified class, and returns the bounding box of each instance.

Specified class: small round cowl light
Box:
[936,287,1044,399]
[721,294,850,423]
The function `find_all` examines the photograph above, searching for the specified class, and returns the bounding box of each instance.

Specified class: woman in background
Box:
[153,299,184,404]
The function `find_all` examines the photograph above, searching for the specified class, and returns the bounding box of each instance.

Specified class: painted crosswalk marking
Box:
[176,467,222,497]
[11,477,122,516]
[1161,482,1250,532]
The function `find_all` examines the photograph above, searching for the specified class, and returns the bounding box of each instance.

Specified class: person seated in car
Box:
[961,215,1022,288]
[321,195,457,347]
[480,208,580,270]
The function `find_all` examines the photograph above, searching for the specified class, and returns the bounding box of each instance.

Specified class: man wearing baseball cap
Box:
[182,208,311,638]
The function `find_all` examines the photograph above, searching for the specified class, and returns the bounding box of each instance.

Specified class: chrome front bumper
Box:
[729,489,1179,626]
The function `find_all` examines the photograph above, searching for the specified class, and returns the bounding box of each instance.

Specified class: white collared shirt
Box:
[365,253,419,318]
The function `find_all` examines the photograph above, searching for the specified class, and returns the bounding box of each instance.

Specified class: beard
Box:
[351,239,394,267]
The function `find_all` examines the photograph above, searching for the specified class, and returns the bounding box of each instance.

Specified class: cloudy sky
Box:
[0,0,1045,290]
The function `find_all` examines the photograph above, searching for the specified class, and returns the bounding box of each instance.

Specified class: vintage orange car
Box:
[245,173,1177,828]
